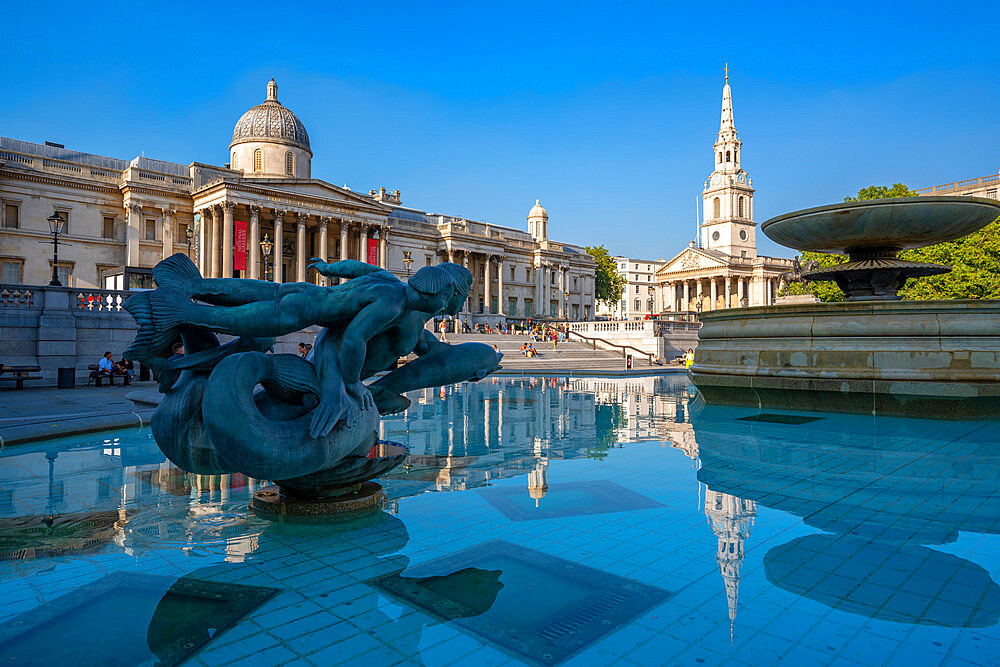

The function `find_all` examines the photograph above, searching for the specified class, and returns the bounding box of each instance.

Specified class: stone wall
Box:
[567,320,701,361]
[0,285,321,388]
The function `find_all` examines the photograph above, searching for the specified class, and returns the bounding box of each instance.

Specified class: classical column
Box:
[379,226,389,269]
[710,277,718,311]
[484,255,493,314]
[560,267,567,319]
[683,281,690,310]
[248,205,261,279]
[208,206,220,278]
[272,210,285,282]
[126,203,142,267]
[196,208,208,274]
[461,251,470,313]
[447,247,454,264]
[317,216,330,284]
[725,276,732,309]
[296,212,308,282]
[497,255,505,315]
[359,223,369,263]
[667,283,676,311]
[737,277,745,306]
[161,208,175,259]
[222,201,235,278]
[695,279,704,310]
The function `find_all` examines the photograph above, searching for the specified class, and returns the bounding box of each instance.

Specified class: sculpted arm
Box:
[339,301,404,408]
[309,259,385,280]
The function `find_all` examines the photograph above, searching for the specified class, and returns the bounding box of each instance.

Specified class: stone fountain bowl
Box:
[761,196,1000,254]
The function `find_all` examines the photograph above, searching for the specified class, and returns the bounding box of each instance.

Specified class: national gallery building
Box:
[0,79,596,322]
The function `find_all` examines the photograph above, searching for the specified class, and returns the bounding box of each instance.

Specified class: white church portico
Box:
[656,68,791,314]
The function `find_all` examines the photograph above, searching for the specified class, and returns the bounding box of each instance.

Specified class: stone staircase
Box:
[441,334,665,373]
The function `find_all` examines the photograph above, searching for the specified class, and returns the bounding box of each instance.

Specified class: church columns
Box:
[710,278,718,311]
[683,281,690,311]
[125,203,142,267]
[360,223,369,263]
[248,206,261,279]
[737,276,744,306]
[725,276,732,309]
[696,280,703,310]
[208,206,220,278]
[222,201,235,278]
[272,210,285,282]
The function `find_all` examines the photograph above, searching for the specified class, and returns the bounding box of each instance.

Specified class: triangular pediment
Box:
[240,178,392,212]
[657,247,731,275]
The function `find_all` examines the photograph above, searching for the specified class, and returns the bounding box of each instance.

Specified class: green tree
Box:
[784,183,1000,301]
[586,245,625,307]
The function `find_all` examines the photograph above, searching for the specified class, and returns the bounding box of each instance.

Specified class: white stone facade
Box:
[915,168,1000,199]
[0,79,595,322]
[595,256,665,320]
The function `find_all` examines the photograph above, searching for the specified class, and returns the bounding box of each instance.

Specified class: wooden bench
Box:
[0,365,43,390]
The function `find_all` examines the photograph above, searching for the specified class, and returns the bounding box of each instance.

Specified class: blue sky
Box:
[4,1,998,258]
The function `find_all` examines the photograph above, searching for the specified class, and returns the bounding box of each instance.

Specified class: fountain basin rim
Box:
[695,298,1000,322]
[761,196,1000,253]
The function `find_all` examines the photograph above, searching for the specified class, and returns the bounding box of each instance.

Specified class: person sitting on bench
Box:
[97,351,120,387]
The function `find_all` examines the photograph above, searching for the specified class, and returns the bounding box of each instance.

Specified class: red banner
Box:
[234,220,248,271]
[367,238,378,265]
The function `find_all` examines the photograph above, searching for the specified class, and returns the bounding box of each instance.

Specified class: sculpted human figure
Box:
[126,253,499,438]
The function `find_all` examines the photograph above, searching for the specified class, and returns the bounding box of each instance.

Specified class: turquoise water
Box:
[1,376,999,666]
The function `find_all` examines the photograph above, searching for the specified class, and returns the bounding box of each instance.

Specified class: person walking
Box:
[685,348,695,369]
[438,319,448,342]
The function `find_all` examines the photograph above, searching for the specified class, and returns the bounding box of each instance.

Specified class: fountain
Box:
[690,196,1000,418]
[123,253,501,518]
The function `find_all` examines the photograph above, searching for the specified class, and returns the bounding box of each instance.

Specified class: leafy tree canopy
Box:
[586,245,625,306]
[782,184,1000,301]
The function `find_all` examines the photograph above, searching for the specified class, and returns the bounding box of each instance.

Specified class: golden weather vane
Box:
[724,62,729,81]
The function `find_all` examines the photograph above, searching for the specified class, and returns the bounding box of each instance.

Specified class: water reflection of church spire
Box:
[704,488,756,639]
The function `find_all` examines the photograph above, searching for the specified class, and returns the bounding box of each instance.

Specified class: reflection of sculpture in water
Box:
[145,512,502,665]
[122,254,502,501]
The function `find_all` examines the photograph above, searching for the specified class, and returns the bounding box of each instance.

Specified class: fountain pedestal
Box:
[690,299,1000,418]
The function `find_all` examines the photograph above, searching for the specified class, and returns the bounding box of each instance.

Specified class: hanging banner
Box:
[234,220,248,271]
[367,238,379,265]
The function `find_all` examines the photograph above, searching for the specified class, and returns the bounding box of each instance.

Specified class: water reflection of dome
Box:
[692,408,1000,627]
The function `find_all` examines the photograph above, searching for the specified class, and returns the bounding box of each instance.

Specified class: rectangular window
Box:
[525,299,533,317]
[988,188,998,200]
[55,210,70,233]
[525,268,531,282]
[53,263,72,286]
[620,299,626,310]
[509,297,517,315]
[510,265,515,280]
[102,216,116,239]
[635,285,640,294]
[145,219,156,241]
[177,223,189,243]
[2,261,23,284]
[425,256,432,266]
[2,203,18,229]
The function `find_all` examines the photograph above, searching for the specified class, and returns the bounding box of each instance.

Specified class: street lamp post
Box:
[260,234,273,282]
[185,224,194,256]
[46,211,66,286]
[403,251,413,278]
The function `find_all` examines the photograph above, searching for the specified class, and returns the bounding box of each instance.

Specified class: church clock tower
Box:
[701,66,756,259]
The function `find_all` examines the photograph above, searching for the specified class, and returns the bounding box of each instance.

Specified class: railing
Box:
[0,287,35,308]
[75,289,132,313]
[915,173,1000,194]
[565,329,655,365]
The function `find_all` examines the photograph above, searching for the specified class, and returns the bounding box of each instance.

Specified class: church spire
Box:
[719,65,735,135]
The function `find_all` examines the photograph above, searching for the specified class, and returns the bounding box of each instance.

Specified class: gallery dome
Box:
[230,79,311,154]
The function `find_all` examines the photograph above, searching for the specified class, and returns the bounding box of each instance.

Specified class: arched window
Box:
[717,151,722,163]
[285,151,294,176]
[713,197,721,219]
[734,150,738,163]
[232,152,238,169]
[738,197,744,217]
[253,149,262,173]
[726,151,731,162]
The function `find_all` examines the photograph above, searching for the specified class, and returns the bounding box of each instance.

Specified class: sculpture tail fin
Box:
[123,287,190,359]
[262,354,321,404]
[153,253,201,291]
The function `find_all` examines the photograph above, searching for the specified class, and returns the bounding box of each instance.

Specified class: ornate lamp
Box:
[260,234,273,281]
[46,211,66,286]
[185,224,194,254]
[403,251,413,277]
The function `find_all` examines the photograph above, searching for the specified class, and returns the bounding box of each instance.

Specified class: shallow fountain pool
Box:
[1,376,998,666]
